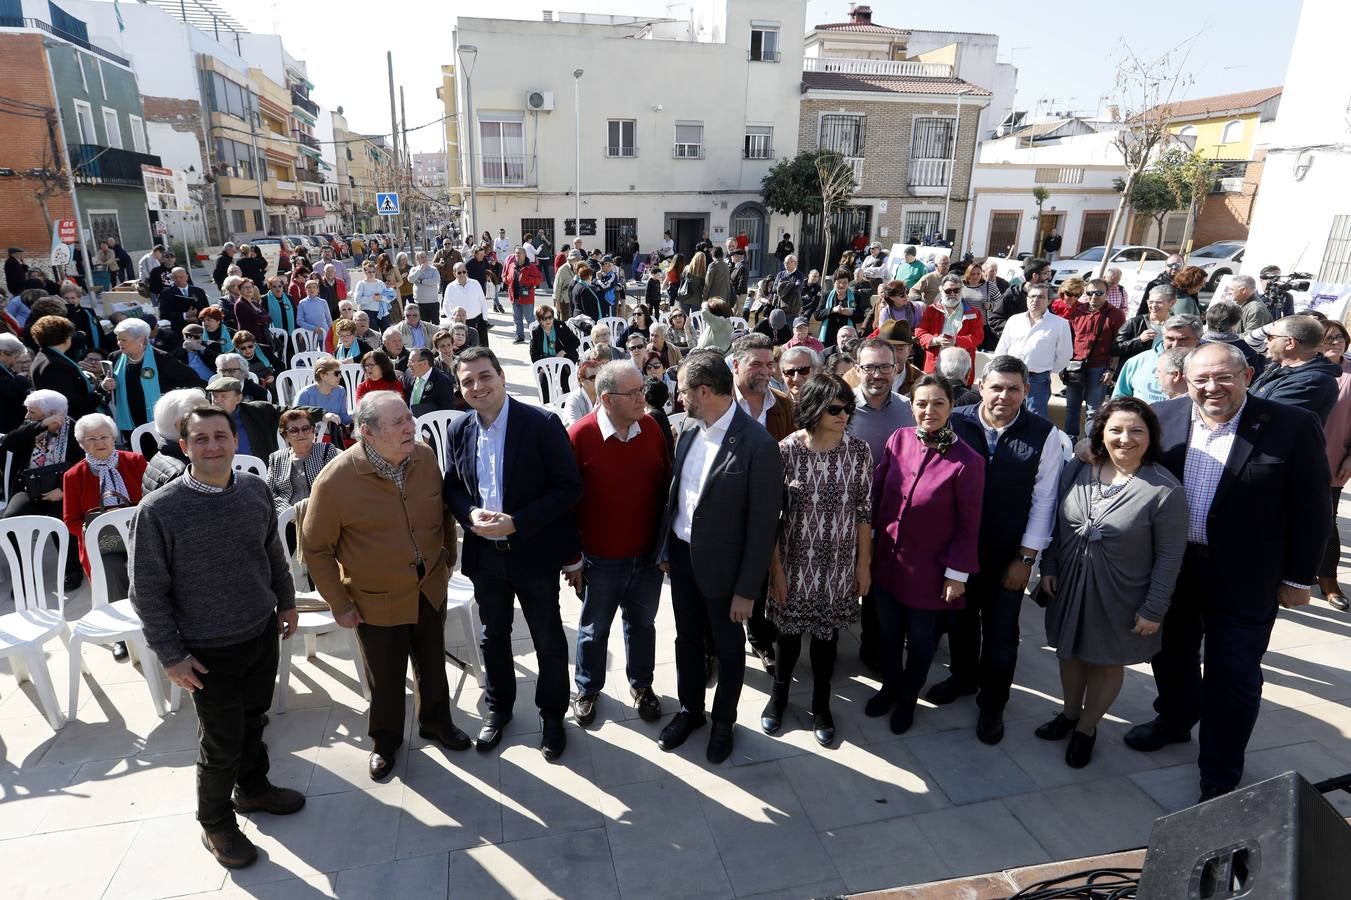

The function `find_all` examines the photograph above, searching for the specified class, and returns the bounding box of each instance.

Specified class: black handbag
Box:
[21,463,71,500]
[1062,308,1111,388]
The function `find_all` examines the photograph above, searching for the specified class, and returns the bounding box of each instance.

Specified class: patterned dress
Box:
[772,431,874,639]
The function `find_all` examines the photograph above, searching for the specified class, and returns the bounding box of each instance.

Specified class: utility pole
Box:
[386,51,400,248]
[400,85,414,251]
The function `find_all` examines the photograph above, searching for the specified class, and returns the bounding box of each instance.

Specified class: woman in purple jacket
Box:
[864,373,985,734]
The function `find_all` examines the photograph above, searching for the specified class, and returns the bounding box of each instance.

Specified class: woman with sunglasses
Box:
[664,309,695,354]
[561,356,603,427]
[265,408,340,512]
[764,374,874,747]
[231,329,275,392]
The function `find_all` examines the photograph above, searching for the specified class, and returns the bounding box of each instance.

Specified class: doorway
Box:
[1036,212,1064,258]
[667,215,707,259]
[729,202,767,278]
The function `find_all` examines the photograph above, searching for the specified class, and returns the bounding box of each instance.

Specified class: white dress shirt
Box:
[672,400,736,543]
[975,406,1065,552]
[493,237,513,258]
[733,383,775,427]
[596,406,641,443]
[473,395,511,526]
[443,278,486,321]
[994,312,1074,374]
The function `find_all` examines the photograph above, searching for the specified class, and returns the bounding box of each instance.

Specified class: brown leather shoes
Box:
[201,826,258,869]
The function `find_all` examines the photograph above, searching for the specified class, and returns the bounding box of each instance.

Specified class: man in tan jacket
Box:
[301,391,469,781]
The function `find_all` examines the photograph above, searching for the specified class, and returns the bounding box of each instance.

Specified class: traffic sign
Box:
[57,219,77,243]
[376,192,400,216]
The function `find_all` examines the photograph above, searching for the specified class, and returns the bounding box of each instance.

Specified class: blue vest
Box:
[950,403,1055,568]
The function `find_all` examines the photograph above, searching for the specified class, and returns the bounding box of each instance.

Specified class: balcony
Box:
[480,155,533,187]
[802,56,953,78]
[303,205,327,219]
[908,158,952,192]
[295,166,324,184]
[70,144,162,187]
[291,89,319,118]
[0,16,129,66]
[673,143,704,159]
[297,132,321,152]
[605,145,638,158]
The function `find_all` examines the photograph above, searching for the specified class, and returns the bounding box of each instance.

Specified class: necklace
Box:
[1092,464,1138,502]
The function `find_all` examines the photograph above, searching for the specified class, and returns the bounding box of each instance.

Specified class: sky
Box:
[219,0,1301,154]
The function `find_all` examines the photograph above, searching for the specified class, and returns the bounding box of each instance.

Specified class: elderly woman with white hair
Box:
[380,326,410,372]
[101,317,203,440]
[0,331,30,434]
[63,413,148,655]
[2,390,85,585]
[142,388,208,492]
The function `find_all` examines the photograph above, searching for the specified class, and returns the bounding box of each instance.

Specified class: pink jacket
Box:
[870,427,984,610]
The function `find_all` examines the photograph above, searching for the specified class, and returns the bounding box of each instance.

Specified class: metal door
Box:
[730,205,766,278]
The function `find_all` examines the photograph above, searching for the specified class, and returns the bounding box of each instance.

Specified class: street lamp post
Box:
[573,69,583,244]
[457,44,480,242]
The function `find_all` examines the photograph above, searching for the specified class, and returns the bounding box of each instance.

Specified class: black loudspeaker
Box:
[1138,771,1351,899]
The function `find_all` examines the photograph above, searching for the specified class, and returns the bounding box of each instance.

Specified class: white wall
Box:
[906,30,1010,138]
[979,129,1126,166]
[1244,0,1351,277]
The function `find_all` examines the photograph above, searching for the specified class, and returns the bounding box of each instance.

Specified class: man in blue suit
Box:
[1126,342,1330,802]
[444,346,582,762]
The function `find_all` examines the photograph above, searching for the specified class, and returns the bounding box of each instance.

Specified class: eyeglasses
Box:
[824,404,853,416]
[221,367,244,375]
[236,343,255,349]
[283,424,314,436]
[858,364,896,375]
[538,315,554,322]
[606,388,646,400]
[942,287,962,295]
[1084,290,1106,297]
[782,366,813,377]
[1188,374,1240,389]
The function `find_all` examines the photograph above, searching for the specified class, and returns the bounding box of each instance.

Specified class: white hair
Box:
[153,388,207,441]
[780,345,821,369]
[25,389,68,417]
[0,333,24,354]
[354,391,407,433]
[937,346,972,381]
[74,413,118,444]
[115,318,151,340]
[215,352,245,373]
[382,326,403,342]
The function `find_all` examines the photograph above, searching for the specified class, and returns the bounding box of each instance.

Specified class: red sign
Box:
[57,219,77,243]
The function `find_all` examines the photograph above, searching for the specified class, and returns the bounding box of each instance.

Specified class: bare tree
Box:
[1097,39,1198,278]
[815,151,857,274]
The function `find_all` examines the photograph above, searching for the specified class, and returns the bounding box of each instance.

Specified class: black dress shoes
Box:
[811,709,835,747]
[1065,729,1096,768]
[976,711,1005,745]
[706,721,734,764]
[540,715,566,762]
[1123,718,1191,752]
[111,641,129,662]
[419,723,472,751]
[1035,713,1079,741]
[864,689,895,718]
[760,698,785,735]
[368,751,395,782]
[631,686,662,722]
[925,677,977,706]
[657,711,706,752]
[476,712,512,753]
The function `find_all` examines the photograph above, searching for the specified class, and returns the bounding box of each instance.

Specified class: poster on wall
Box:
[141,165,192,212]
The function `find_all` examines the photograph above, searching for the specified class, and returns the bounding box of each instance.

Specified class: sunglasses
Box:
[1084,290,1106,297]
[236,343,255,349]
[824,404,853,416]
[283,425,314,436]
[783,366,813,377]
[942,288,962,295]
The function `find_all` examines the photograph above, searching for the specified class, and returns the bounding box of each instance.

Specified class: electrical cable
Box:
[1005,866,1141,900]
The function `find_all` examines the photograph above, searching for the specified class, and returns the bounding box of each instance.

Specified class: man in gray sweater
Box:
[130,405,303,869]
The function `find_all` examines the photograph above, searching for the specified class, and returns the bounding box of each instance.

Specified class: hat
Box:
[601,255,614,264]
[871,242,882,250]
[879,319,914,345]
[731,248,745,257]
[792,316,809,328]
[7,247,24,254]
[205,375,243,393]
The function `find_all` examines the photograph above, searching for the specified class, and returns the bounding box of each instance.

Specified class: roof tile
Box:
[1141,86,1282,120]
[801,72,991,97]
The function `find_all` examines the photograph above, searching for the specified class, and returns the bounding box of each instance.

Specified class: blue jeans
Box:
[513,302,531,340]
[1026,370,1052,419]
[1062,364,1108,440]
[573,555,663,696]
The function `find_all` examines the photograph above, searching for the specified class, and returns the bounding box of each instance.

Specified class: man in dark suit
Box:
[1127,342,1330,802]
[158,267,209,336]
[444,347,582,762]
[654,349,783,763]
[401,349,456,417]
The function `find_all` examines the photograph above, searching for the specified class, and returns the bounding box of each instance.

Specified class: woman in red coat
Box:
[914,274,984,385]
[503,246,543,344]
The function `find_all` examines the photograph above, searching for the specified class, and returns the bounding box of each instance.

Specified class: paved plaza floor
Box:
[3,310,1351,899]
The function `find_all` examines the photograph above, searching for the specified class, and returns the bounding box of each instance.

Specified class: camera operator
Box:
[1259,265,1296,319]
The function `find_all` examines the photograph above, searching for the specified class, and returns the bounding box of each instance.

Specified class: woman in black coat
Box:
[29,315,106,421]
[528,306,580,364]
[0,334,30,435]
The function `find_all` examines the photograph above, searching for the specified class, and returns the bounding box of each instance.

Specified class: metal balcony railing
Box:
[480,155,533,187]
[803,56,953,78]
[743,146,775,160]
[0,17,129,66]
[290,89,319,117]
[605,145,638,158]
[749,49,780,62]
[673,143,704,159]
[70,144,163,187]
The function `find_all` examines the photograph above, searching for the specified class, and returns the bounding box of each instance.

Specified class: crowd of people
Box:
[1,227,1344,872]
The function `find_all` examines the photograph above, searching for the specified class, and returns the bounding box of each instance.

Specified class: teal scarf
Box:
[265,290,295,335]
[205,322,234,352]
[336,340,362,361]
[112,351,160,431]
[819,288,855,341]
[244,341,273,369]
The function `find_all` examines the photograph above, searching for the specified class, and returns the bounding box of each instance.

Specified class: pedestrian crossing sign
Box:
[376,192,400,216]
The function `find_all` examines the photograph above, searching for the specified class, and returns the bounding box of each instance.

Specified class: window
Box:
[210,72,256,124]
[479,115,526,185]
[987,212,1021,257]
[1079,211,1112,253]
[231,209,249,233]
[819,114,865,157]
[1160,212,1187,249]
[743,126,774,160]
[910,116,956,188]
[72,99,95,145]
[903,211,941,244]
[215,138,257,180]
[1220,120,1244,144]
[521,218,553,247]
[101,108,121,149]
[1320,215,1351,283]
[1177,124,1197,141]
[604,218,637,255]
[749,26,779,62]
[128,114,145,153]
[607,119,636,157]
[673,122,703,158]
[345,147,353,161]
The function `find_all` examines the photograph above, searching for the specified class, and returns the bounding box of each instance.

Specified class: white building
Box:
[452,0,805,277]
[1243,0,1351,284]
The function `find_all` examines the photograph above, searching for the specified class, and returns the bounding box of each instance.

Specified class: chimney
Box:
[850,5,873,24]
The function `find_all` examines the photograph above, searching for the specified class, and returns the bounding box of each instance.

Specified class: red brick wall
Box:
[0,34,76,257]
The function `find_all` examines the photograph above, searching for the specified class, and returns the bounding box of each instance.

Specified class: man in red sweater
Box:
[565,361,672,726]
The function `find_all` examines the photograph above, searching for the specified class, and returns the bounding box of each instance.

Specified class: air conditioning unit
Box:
[1218,176,1244,193]
[526,90,555,112]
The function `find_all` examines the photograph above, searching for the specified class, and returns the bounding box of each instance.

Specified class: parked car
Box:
[1187,240,1245,292]
[316,232,348,257]
[1047,245,1169,285]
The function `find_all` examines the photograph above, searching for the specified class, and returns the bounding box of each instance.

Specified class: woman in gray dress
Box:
[1036,396,1187,768]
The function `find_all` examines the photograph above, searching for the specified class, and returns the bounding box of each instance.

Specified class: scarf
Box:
[265,290,296,335]
[819,288,855,342]
[112,351,160,432]
[915,424,957,455]
[48,347,93,394]
[243,341,273,369]
[30,418,72,469]
[336,339,362,361]
[205,321,234,352]
[85,452,129,505]
[541,326,556,357]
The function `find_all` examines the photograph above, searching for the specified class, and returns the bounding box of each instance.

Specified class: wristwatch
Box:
[1019,555,1037,567]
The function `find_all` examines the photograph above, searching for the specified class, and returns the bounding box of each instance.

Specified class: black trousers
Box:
[946,569,1025,713]
[669,537,745,724]
[774,630,838,709]
[859,588,880,659]
[188,616,278,831]
[875,589,944,701]
[1151,547,1276,791]
[1318,486,1342,580]
[469,545,570,719]
[356,593,454,756]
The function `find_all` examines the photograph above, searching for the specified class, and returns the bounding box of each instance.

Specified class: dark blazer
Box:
[30,348,104,420]
[158,284,210,334]
[1154,394,1330,613]
[0,365,29,435]
[655,404,783,599]
[530,323,580,363]
[443,397,583,577]
[237,401,324,459]
[401,367,458,418]
[1247,357,1341,425]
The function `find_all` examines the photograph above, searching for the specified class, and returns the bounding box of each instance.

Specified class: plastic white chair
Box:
[273,505,369,713]
[1,451,10,503]
[338,364,364,414]
[688,311,704,335]
[416,409,466,474]
[729,316,749,334]
[597,317,627,343]
[277,368,315,407]
[532,358,576,410]
[445,574,485,687]
[291,328,321,354]
[667,412,687,431]
[233,455,267,477]
[291,350,331,369]
[0,517,71,729]
[268,326,291,360]
[68,508,172,718]
[129,422,159,458]
[577,337,594,358]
